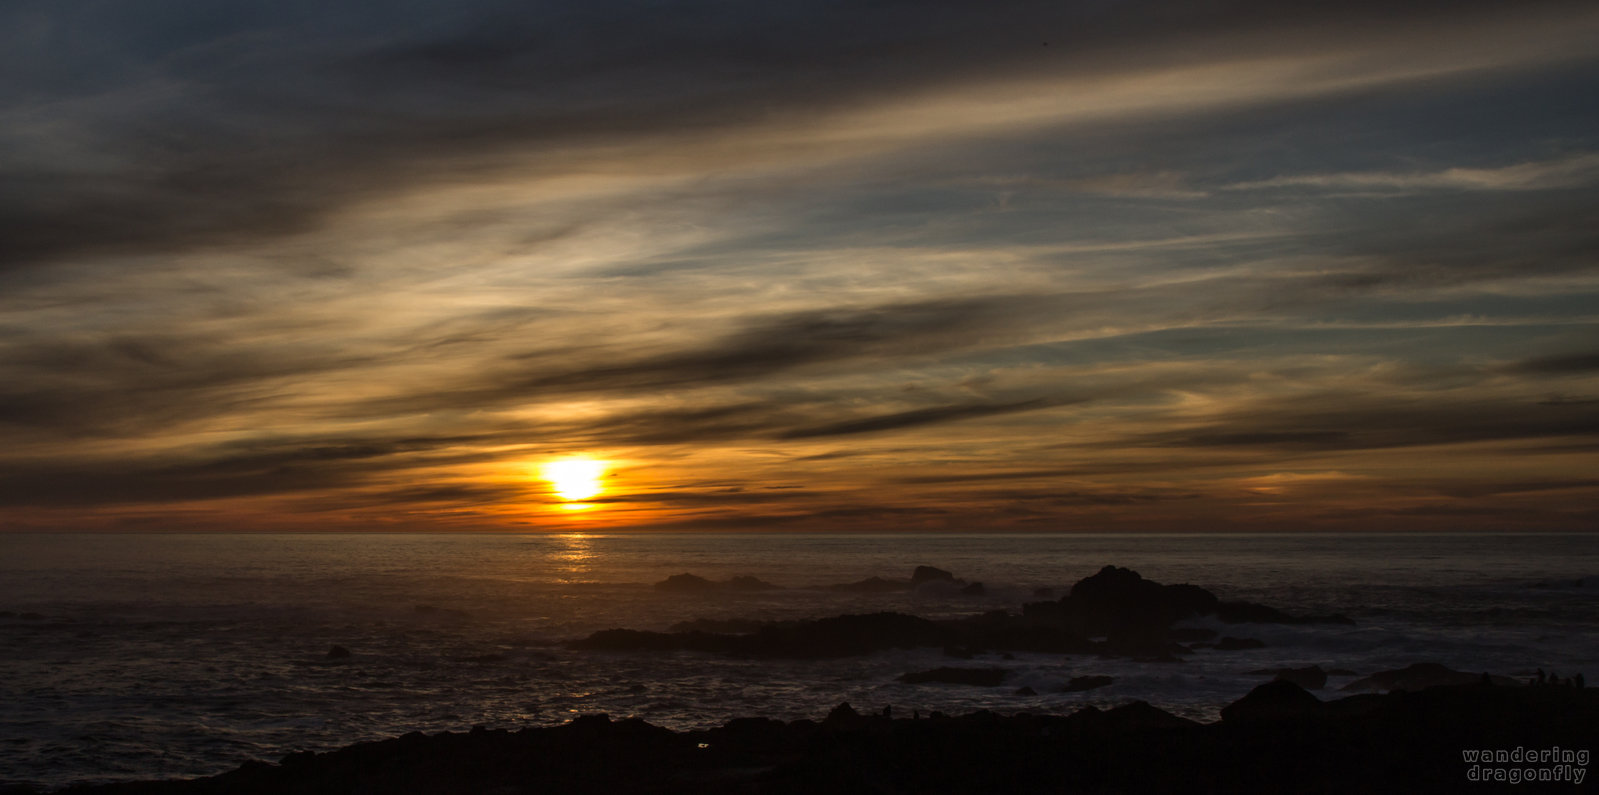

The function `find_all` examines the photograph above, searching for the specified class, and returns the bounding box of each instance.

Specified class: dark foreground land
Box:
[55,682,1598,794]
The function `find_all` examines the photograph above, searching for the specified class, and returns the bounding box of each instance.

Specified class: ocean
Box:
[2,531,1595,791]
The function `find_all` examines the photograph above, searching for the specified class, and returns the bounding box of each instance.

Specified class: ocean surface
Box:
[2,531,1596,791]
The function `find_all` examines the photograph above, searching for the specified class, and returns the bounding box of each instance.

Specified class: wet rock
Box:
[654,573,779,592]
[1063,675,1115,692]
[1221,679,1322,722]
[828,576,910,593]
[912,566,957,585]
[1014,686,1038,696]
[326,645,352,659]
[1341,662,1518,692]
[655,573,715,591]
[1215,637,1266,651]
[960,582,987,596]
[898,667,1008,686]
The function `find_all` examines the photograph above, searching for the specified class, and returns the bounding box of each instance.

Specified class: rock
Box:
[1221,679,1322,722]
[1248,665,1328,690]
[654,573,779,592]
[912,566,957,585]
[1169,627,1218,642]
[1215,637,1266,651]
[1101,701,1201,730]
[823,702,865,728]
[55,686,1599,795]
[1341,662,1516,692]
[960,581,987,596]
[654,573,717,591]
[829,576,911,593]
[326,645,352,659]
[1066,566,1220,634]
[898,667,1008,686]
[1014,686,1038,696]
[1063,675,1114,692]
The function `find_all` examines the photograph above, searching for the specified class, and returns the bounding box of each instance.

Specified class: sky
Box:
[2,0,1597,533]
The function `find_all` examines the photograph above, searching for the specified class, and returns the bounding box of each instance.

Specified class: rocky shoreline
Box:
[52,680,1597,794]
[29,566,1597,793]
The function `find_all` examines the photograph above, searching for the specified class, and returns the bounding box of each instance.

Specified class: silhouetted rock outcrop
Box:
[325,645,351,659]
[828,576,910,593]
[60,683,1599,795]
[654,573,780,592]
[1221,679,1323,722]
[1063,675,1115,692]
[911,566,957,585]
[1342,662,1520,692]
[578,566,1356,662]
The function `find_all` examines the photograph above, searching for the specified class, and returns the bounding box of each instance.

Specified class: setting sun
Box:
[541,458,607,502]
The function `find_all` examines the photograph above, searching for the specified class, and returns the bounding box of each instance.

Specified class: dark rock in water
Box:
[898,667,1008,686]
[570,566,1350,663]
[912,566,957,585]
[1341,662,1518,692]
[942,644,978,659]
[1327,668,1358,676]
[326,645,352,659]
[960,581,986,596]
[829,576,910,593]
[1221,679,1322,722]
[1014,686,1038,696]
[654,573,779,592]
[1215,636,1266,651]
[654,573,716,591]
[1063,675,1115,692]
[1169,627,1217,642]
[57,686,1599,795]
[1248,665,1328,690]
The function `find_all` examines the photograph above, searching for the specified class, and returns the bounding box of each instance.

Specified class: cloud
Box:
[781,398,1067,439]
[1223,152,1599,193]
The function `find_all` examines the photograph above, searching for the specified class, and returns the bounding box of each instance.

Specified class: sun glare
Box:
[542,458,606,503]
